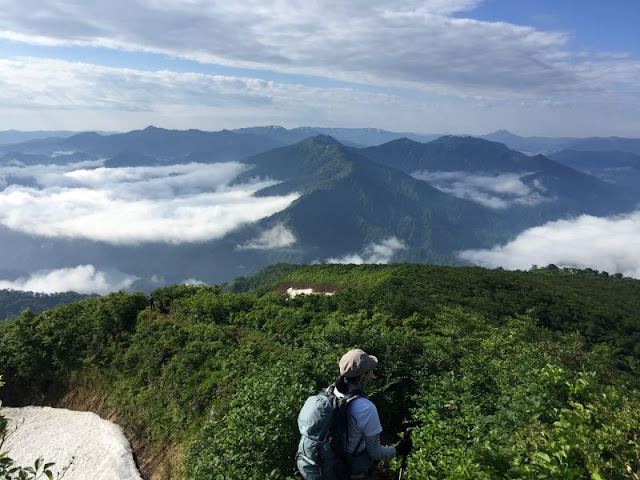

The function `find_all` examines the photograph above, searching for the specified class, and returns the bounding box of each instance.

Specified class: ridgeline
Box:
[1,264,639,479]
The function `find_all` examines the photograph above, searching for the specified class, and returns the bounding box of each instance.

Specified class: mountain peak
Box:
[391,137,421,145]
[303,134,342,146]
[68,131,102,140]
[482,129,524,141]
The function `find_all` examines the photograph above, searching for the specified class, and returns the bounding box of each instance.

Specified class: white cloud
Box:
[0,1,639,101]
[0,57,417,132]
[237,223,296,250]
[326,237,405,264]
[0,265,137,294]
[0,162,299,244]
[0,4,638,135]
[0,56,639,136]
[412,170,548,208]
[458,210,640,278]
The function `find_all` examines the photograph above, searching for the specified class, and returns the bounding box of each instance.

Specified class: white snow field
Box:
[2,406,142,480]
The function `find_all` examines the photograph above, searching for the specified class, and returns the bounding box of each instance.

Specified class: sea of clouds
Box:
[0,160,298,244]
[459,210,640,278]
[0,159,301,293]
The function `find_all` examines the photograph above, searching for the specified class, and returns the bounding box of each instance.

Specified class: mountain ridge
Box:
[1,126,639,291]
[237,135,508,259]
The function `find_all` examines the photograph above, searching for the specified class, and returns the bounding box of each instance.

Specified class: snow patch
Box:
[287,287,335,298]
[2,406,142,480]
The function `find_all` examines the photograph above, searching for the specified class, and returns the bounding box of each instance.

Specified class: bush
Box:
[184,357,314,479]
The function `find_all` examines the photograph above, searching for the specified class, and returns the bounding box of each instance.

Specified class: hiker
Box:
[149,295,155,310]
[296,348,412,479]
[335,348,412,478]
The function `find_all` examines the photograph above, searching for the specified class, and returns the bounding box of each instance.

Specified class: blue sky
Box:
[0,0,639,136]
[462,0,640,54]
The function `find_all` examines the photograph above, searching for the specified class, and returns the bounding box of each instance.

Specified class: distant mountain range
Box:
[4,125,640,156]
[0,126,283,160]
[233,125,441,147]
[229,135,636,264]
[358,136,637,216]
[549,149,640,191]
[0,125,639,293]
[480,129,640,155]
[0,130,85,146]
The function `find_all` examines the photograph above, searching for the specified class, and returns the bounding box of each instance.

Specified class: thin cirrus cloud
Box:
[412,170,547,209]
[458,210,640,279]
[0,264,137,294]
[0,161,299,245]
[326,237,406,264]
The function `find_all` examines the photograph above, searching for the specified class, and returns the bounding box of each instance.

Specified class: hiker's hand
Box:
[395,437,412,456]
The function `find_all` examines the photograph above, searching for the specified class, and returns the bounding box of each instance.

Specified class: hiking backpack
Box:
[295,385,362,480]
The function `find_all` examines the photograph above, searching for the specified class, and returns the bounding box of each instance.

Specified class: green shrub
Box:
[184,357,314,479]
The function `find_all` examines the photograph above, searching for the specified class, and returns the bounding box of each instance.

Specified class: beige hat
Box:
[339,349,378,378]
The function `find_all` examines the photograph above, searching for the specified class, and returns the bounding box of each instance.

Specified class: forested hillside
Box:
[0,289,90,321]
[1,264,639,479]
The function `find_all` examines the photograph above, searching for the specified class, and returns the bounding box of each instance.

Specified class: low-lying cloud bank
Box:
[0,161,299,244]
[459,210,640,278]
[0,265,138,294]
[412,170,547,209]
[237,223,296,250]
[326,237,405,264]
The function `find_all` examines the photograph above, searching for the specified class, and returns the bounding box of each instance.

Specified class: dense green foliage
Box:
[0,264,639,479]
[0,290,89,322]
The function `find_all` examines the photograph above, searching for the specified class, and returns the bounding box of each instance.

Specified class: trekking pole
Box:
[398,427,414,480]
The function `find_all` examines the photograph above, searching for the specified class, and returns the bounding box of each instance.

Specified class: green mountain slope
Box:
[1,265,640,479]
[359,136,637,218]
[233,263,640,353]
[238,136,507,259]
[0,289,91,321]
[359,135,545,173]
[236,135,355,194]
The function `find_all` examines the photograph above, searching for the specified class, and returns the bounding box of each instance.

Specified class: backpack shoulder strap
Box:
[345,387,365,402]
[340,387,368,456]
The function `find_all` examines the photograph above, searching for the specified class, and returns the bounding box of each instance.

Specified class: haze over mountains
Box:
[0,125,639,295]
